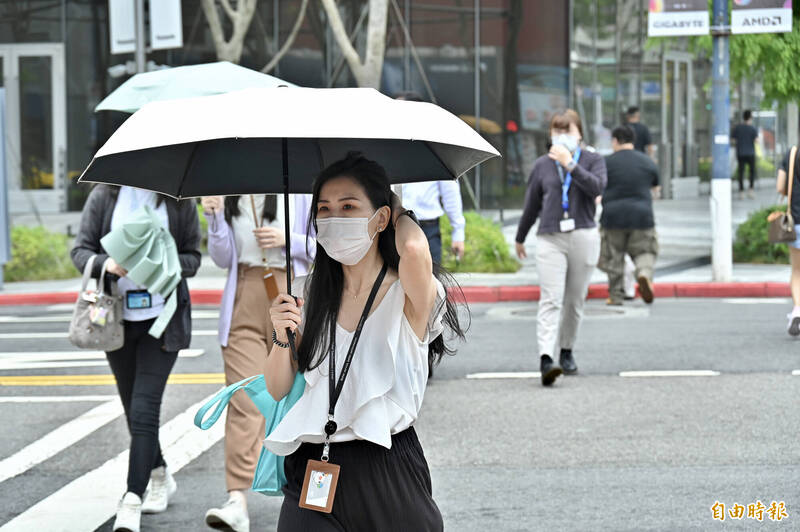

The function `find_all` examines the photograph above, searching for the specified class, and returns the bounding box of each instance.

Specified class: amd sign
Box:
[732,1,793,34]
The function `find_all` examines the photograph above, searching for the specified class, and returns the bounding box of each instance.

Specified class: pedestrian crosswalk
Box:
[1,394,225,532]
[0,309,226,531]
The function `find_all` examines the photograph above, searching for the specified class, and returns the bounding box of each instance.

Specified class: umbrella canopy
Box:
[95,61,296,113]
[79,87,499,198]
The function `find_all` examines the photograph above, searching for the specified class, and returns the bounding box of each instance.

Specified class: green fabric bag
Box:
[100,204,182,338]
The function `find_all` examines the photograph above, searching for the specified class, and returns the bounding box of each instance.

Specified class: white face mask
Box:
[316,210,381,265]
[551,133,580,153]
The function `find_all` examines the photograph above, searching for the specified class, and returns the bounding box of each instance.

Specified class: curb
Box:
[0,282,791,307]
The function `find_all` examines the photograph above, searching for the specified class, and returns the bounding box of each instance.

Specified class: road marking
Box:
[619,370,720,378]
[0,330,217,340]
[466,371,541,379]
[0,373,225,386]
[0,391,225,532]
[0,399,123,484]
[721,298,791,304]
[0,395,117,403]
[0,311,219,323]
[0,349,204,371]
[792,370,800,376]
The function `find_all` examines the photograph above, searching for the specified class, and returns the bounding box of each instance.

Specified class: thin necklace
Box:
[344,263,384,301]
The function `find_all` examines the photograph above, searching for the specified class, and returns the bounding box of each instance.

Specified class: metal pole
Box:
[0,89,9,290]
[568,0,574,108]
[711,0,732,282]
[474,0,481,209]
[274,0,280,77]
[672,60,679,178]
[134,0,146,73]
[404,0,411,91]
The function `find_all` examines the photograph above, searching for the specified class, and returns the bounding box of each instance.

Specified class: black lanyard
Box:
[323,262,388,439]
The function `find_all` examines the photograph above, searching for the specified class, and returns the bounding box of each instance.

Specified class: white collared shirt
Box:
[401,181,466,242]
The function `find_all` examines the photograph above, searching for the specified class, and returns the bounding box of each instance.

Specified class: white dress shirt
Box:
[401,181,466,242]
[109,186,168,322]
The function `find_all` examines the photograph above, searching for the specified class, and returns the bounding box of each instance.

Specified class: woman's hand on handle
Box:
[265,294,303,401]
[270,294,303,343]
[201,196,224,215]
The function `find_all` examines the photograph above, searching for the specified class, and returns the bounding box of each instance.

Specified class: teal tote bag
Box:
[194,372,305,495]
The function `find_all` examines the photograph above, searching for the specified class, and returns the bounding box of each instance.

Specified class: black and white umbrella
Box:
[80,86,499,296]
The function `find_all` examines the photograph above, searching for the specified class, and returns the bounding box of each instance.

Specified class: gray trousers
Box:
[535,228,600,357]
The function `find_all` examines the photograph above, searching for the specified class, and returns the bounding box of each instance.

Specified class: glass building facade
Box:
[0,1,778,213]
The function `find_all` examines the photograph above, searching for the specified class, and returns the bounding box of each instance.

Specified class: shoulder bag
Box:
[768,145,798,244]
[68,255,125,351]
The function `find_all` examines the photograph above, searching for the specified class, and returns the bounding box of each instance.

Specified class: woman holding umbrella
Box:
[264,153,465,531]
[200,193,314,531]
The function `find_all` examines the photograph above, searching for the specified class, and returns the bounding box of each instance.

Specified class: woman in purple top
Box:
[200,193,315,531]
[515,110,607,387]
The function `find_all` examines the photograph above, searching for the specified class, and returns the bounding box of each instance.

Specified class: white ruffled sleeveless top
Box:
[264,276,446,456]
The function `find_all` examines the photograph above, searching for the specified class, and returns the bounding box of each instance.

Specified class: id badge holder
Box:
[560,217,576,233]
[299,459,340,514]
[126,290,152,310]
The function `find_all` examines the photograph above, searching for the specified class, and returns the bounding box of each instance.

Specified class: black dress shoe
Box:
[540,355,563,386]
[560,349,578,375]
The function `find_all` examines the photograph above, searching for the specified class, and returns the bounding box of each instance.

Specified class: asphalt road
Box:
[0,298,798,531]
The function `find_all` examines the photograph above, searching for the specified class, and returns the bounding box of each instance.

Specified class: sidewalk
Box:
[1,179,790,304]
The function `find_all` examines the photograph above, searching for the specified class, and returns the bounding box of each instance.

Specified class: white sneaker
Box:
[205,493,250,532]
[113,492,142,532]
[141,466,177,513]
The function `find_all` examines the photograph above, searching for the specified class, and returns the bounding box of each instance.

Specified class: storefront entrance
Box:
[0,43,66,213]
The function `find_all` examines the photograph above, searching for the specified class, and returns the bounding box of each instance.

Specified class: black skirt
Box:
[278,427,443,532]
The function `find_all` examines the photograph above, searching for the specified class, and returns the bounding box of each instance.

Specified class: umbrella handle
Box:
[282,137,299,361]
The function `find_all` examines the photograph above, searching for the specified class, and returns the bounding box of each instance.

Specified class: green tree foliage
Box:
[659,2,800,104]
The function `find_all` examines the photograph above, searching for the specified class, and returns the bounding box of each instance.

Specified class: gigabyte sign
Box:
[648,11,709,36]
[652,19,706,28]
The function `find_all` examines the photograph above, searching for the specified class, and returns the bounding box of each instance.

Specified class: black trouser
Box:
[106,319,178,497]
[737,155,756,191]
[278,428,443,532]
[420,219,442,264]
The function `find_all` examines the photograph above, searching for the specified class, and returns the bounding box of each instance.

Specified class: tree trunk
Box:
[320,0,389,89]
[261,0,310,74]
[201,0,258,64]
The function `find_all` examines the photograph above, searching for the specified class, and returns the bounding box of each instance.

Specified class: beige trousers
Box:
[535,228,600,357]
[222,265,286,491]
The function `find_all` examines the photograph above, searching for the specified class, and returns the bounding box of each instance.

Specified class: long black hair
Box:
[297,152,469,372]
[224,195,277,227]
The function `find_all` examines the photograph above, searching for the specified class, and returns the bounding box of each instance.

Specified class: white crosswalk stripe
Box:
[0,392,225,532]
[0,349,205,371]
